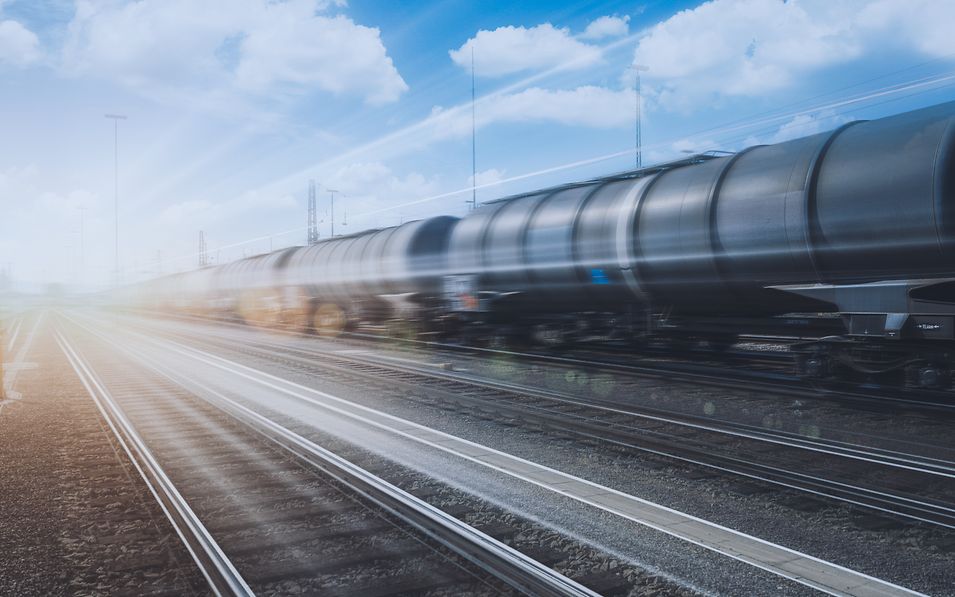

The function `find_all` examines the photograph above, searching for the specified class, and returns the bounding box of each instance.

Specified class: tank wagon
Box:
[447,101,955,386]
[124,216,458,334]
[124,101,955,388]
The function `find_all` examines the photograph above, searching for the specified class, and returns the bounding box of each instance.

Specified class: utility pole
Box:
[327,189,339,237]
[307,179,319,245]
[198,231,208,267]
[105,113,127,285]
[469,46,477,211]
[77,206,86,283]
[631,65,648,169]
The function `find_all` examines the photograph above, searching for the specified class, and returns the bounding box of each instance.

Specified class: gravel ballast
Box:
[0,312,206,595]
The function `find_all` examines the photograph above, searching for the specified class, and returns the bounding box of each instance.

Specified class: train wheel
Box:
[797,352,832,379]
[907,362,951,389]
[532,323,564,348]
[313,303,346,338]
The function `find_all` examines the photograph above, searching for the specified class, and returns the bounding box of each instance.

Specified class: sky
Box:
[2,0,955,291]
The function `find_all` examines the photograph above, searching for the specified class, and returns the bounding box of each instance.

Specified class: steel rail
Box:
[183,327,955,477]
[118,318,955,530]
[59,313,599,597]
[54,327,254,597]
[124,308,955,412]
[85,319,927,597]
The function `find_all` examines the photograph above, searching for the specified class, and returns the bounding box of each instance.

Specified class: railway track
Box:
[64,309,943,595]
[54,315,599,597]
[126,315,955,532]
[133,308,955,413]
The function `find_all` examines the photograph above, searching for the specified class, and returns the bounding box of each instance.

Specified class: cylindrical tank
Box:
[447,177,654,310]
[134,101,955,322]
[284,216,458,306]
[450,101,955,315]
[637,101,955,311]
[812,103,955,278]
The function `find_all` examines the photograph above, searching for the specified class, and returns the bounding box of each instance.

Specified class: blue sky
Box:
[2,0,955,290]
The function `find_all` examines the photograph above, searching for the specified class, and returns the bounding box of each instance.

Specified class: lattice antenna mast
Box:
[307,179,319,245]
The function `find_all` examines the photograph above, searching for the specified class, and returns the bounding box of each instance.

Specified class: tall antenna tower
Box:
[468,46,477,211]
[198,231,208,267]
[307,179,319,245]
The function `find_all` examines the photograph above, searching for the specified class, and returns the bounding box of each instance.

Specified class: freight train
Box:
[118,101,955,389]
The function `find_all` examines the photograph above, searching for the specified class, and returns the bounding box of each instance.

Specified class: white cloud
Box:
[62,0,407,106]
[0,164,114,289]
[322,162,442,225]
[634,0,858,110]
[429,86,632,140]
[0,19,40,67]
[0,164,39,205]
[468,168,506,187]
[485,86,631,127]
[581,15,630,40]
[768,110,849,144]
[330,162,440,202]
[856,0,955,57]
[634,0,955,112]
[450,23,601,77]
[234,8,407,104]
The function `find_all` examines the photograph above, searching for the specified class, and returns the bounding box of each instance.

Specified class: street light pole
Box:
[469,46,477,211]
[631,64,648,169]
[105,113,127,286]
[77,206,86,284]
[327,189,339,237]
